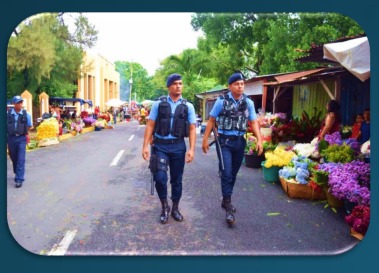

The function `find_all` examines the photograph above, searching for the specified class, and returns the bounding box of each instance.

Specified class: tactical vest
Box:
[7,109,28,135]
[217,93,248,132]
[154,96,189,138]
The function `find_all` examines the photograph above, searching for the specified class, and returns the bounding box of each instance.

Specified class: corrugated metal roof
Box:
[272,68,325,84]
[264,67,346,86]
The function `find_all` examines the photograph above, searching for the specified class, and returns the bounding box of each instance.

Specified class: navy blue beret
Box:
[228,73,244,85]
[166,73,182,87]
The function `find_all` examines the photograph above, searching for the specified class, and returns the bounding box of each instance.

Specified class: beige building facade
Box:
[77,52,120,112]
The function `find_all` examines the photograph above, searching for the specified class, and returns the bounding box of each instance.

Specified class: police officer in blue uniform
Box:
[202,72,263,226]
[142,73,197,224]
[7,95,33,188]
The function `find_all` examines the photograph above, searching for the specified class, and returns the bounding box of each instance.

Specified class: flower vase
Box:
[260,127,272,142]
[261,161,280,183]
[324,187,344,208]
[244,153,265,168]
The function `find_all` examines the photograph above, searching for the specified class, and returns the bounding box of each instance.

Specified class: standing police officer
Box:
[142,73,197,224]
[7,95,33,188]
[202,72,263,226]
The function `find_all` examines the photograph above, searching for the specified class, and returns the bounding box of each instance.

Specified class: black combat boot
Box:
[160,199,171,224]
[171,201,184,222]
[223,196,235,226]
[221,198,236,212]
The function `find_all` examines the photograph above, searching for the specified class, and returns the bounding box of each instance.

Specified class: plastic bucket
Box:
[260,127,272,142]
[261,161,280,183]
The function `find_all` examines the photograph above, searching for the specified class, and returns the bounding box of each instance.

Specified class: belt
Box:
[218,134,244,140]
[154,138,184,144]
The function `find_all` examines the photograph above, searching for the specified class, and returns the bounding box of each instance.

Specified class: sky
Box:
[83,12,204,76]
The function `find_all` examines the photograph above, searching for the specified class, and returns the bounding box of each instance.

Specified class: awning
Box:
[49,97,93,107]
[323,37,370,82]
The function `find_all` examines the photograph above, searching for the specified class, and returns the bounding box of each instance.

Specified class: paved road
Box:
[7,121,358,256]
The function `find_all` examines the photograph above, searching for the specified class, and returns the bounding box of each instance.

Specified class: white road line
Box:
[48,229,77,256]
[110,150,125,166]
[128,135,135,141]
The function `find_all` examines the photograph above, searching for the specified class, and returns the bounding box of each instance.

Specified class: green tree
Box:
[7,13,98,100]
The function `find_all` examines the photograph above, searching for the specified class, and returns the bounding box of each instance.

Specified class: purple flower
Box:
[320,161,370,205]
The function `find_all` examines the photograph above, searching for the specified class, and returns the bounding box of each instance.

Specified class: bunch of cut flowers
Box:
[279,155,316,185]
[264,146,295,168]
[82,116,96,127]
[256,110,286,129]
[318,160,370,205]
[345,204,370,235]
[71,118,84,133]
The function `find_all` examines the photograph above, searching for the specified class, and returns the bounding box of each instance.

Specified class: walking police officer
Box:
[7,95,33,188]
[202,72,263,226]
[142,73,197,224]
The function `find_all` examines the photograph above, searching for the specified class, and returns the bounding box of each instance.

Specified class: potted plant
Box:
[345,204,370,239]
[262,146,295,183]
[319,160,370,210]
[244,133,277,168]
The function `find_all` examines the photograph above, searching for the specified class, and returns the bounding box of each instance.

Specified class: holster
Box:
[149,154,168,173]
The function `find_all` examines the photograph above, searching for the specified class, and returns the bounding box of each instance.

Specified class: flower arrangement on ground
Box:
[264,146,295,168]
[345,204,370,235]
[82,116,96,127]
[94,118,107,128]
[71,118,84,133]
[279,155,316,184]
[36,117,59,140]
[318,161,370,205]
[244,133,277,155]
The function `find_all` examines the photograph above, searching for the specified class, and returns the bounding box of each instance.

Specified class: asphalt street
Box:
[6,121,359,256]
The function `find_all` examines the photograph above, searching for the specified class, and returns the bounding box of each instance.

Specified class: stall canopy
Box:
[49,97,93,107]
[323,36,370,82]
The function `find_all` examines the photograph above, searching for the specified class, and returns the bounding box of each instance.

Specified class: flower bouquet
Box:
[82,116,96,127]
[71,118,84,133]
[319,161,370,205]
[244,133,277,168]
[345,204,370,237]
[262,146,295,183]
[278,155,326,200]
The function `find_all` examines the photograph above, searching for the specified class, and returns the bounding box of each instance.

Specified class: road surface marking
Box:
[110,150,125,166]
[48,229,77,256]
[128,135,135,141]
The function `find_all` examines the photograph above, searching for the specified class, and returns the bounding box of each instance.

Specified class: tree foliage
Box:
[7,12,98,101]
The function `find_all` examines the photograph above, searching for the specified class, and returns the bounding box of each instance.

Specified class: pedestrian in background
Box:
[142,73,197,224]
[357,108,370,144]
[7,95,33,188]
[202,72,263,226]
[318,99,341,140]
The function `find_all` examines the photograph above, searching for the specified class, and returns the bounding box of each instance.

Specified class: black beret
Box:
[166,73,182,87]
[228,73,244,85]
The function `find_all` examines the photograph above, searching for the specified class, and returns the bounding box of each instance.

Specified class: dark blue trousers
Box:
[219,137,246,197]
[153,141,186,202]
[7,135,27,183]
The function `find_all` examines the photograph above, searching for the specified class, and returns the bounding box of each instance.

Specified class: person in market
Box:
[318,99,341,140]
[201,72,263,226]
[6,95,33,188]
[142,73,197,224]
[350,113,363,140]
[357,108,370,144]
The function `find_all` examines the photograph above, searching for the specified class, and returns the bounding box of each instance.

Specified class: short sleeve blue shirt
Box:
[149,96,196,139]
[209,91,257,136]
[10,108,33,129]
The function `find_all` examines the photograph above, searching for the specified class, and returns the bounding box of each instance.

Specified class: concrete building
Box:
[76,52,120,112]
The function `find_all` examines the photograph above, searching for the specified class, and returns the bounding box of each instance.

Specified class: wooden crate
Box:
[279,177,326,200]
